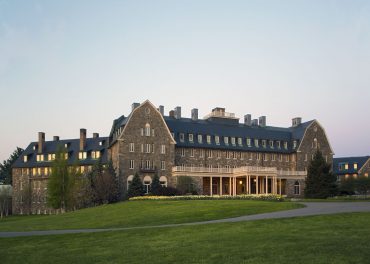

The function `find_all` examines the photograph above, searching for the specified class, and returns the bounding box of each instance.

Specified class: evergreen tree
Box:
[0,147,23,184]
[305,150,337,198]
[150,172,162,195]
[104,160,120,203]
[47,147,72,212]
[127,173,144,198]
[86,160,104,205]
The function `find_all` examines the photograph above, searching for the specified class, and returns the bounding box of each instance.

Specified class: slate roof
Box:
[333,156,370,175]
[13,137,109,168]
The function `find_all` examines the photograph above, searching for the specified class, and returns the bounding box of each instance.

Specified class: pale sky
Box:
[1,0,370,162]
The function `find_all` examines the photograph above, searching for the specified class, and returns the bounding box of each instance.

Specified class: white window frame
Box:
[129,143,135,152]
[129,160,134,169]
[161,145,166,154]
[189,134,194,143]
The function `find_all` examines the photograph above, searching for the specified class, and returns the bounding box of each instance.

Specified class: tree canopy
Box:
[0,147,23,184]
[127,173,144,198]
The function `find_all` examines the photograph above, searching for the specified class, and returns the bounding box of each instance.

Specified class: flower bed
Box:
[129,194,284,202]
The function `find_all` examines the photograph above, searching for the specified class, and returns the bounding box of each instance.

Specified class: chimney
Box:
[174,106,181,119]
[169,110,175,118]
[244,114,252,126]
[93,133,99,138]
[191,108,198,121]
[80,128,87,151]
[159,105,164,116]
[292,117,302,127]
[251,119,258,126]
[53,136,59,141]
[38,132,45,154]
[131,102,140,112]
[259,116,266,127]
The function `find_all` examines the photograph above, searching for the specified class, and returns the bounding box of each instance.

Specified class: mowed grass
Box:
[0,200,301,232]
[1,212,370,264]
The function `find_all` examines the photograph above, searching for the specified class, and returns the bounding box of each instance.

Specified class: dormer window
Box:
[262,140,267,148]
[354,163,358,170]
[238,138,242,146]
[79,152,87,160]
[198,134,203,144]
[48,154,56,161]
[224,137,229,145]
[36,154,44,162]
[246,138,251,147]
[179,133,185,142]
[293,140,297,149]
[284,141,288,149]
[23,156,28,163]
[92,151,101,159]
[277,141,281,148]
[254,139,259,148]
[33,145,37,151]
[64,153,69,160]
[99,141,104,146]
[189,134,194,143]
[269,141,274,148]
[231,137,236,145]
[207,135,211,144]
[215,136,220,145]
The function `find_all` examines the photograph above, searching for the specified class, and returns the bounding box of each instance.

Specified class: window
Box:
[272,154,276,161]
[145,124,151,137]
[207,135,211,144]
[238,138,242,146]
[129,143,135,152]
[159,176,167,187]
[249,152,253,160]
[143,176,152,194]
[224,137,229,145]
[145,144,151,153]
[277,141,281,148]
[294,181,300,195]
[262,140,267,148]
[279,154,283,162]
[189,134,194,143]
[64,153,68,160]
[240,152,244,160]
[140,128,144,136]
[190,148,195,157]
[233,152,237,160]
[263,154,268,161]
[313,138,318,149]
[231,137,236,145]
[198,134,203,144]
[23,156,28,162]
[269,141,274,149]
[180,148,186,157]
[286,155,290,162]
[36,155,44,162]
[91,151,101,159]
[226,151,231,159]
[216,150,221,159]
[161,145,166,154]
[305,154,308,161]
[215,136,220,145]
[284,141,288,150]
[207,150,212,158]
[256,153,261,160]
[200,149,204,158]
[345,163,349,170]
[152,129,155,137]
[293,140,297,149]
[80,166,85,173]
[180,133,185,142]
[254,139,259,148]
[354,163,358,170]
[246,138,251,147]
[78,152,87,160]
[161,161,165,170]
[129,160,134,169]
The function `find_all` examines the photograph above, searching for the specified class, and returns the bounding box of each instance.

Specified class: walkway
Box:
[1,202,370,238]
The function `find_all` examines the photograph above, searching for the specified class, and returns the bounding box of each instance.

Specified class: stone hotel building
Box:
[12,100,334,214]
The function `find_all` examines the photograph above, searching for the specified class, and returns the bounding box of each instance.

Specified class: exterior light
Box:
[239,180,243,185]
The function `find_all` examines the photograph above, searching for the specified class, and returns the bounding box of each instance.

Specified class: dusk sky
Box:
[0,0,369,162]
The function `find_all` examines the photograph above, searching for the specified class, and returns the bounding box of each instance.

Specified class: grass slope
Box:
[0,200,301,232]
[1,212,370,264]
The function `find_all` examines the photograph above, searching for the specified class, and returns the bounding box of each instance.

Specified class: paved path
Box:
[1,202,370,238]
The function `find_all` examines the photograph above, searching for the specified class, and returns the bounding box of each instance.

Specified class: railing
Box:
[234,166,277,174]
[203,111,237,120]
[172,166,278,174]
[278,170,307,177]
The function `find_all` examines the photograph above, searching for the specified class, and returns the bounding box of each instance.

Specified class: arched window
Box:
[159,176,167,187]
[294,181,300,195]
[127,175,134,190]
[145,123,151,137]
[313,138,318,149]
[143,175,152,194]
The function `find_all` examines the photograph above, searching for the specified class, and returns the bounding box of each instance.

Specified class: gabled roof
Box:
[333,156,370,175]
[12,137,109,168]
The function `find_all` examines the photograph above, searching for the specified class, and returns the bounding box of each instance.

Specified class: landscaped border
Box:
[129,194,284,201]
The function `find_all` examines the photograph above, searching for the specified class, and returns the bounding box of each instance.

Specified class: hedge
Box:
[129,194,284,202]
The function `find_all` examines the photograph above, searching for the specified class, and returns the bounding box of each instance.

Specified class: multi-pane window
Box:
[256,153,261,160]
[161,145,166,154]
[190,148,195,157]
[198,134,203,144]
[200,149,204,158]
[161,161,165,170]
[145,144,151,153]
[36,155,44,162]
[78,152,87,160]
[217,150,221,159]
[180,133,185,142]
[269,141,274,149]
[231,137,236,145]
[145,124,151,137]
[293,140,297,149]
[238,138,242,146]
[246,138,251,147]
[272,154,276,161]
[233,152,237,159]
[263,154,268,161]
[180,148,186,157]
[47,154,56,161]
[207,135,211,144]
[285,155,290,162]
[284,141,288,149]
[262,140,267,148]
[129,143,135,152]
[207,150,213,158]
[224,137,229,145]
[294,181,300,195]
[226,151,231,159]
[254,139,259,148]
[189,134,194,142]
[215,136,220,145]
[91,151,101,159]
[129,160,134,169]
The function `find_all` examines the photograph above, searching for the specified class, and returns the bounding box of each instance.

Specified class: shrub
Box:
[129,194,284,202]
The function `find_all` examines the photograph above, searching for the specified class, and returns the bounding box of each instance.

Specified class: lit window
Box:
[23,156,28,162]
[161,145,166,154]
[180,133,185,142]
[91,151,101,159]
[231,137,236,145]
[129,160,134,169]
[36,155,44,162]
[345,163,349,170]
[78,152,87,160]
[354,163,358,170]
[215,136,220,145]
[64,153,68,160]
[198,134,203,144]
[224,137,229,145]
[129,143,135,152]
[189,134,194,142]
[207,135,211,144]
[47,154,56,161]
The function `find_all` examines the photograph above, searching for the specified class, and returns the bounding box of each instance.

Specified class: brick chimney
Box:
[38,132,45,154]
[93,133,99,138]
[53,136,59,141]
[80,129,87,151]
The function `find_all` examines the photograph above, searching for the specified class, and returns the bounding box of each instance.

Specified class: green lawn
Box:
[0,200,301,232]
[1,212,370,264]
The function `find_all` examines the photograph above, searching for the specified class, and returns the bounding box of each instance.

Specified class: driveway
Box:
[1,202,370,238]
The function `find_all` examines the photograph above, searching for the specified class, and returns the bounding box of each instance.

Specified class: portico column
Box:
[229,177,232,195]
[246,176,248,194]
[279,179,282,195]
[220,177,223,196]
[266,176,268,194]
[210,177,213,196]
[234,177,237,196]
[256,176,259,195]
